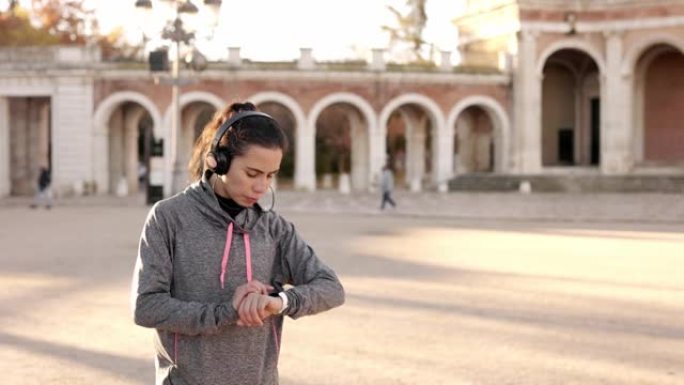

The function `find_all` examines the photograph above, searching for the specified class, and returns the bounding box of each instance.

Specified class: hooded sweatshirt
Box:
[131,174,345,385]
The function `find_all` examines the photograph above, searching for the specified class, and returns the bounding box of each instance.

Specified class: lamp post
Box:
[135,0,222,195]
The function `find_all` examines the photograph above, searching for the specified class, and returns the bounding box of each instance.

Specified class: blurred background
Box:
[1,2,684,385]
[1,0,682,204]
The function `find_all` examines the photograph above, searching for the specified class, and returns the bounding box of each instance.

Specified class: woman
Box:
[131,102,345,385]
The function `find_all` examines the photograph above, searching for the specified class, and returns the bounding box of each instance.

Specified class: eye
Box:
[246,171,259,178]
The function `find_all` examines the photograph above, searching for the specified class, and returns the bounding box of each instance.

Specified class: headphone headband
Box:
[209,110,276,175]
[211,110,275,151]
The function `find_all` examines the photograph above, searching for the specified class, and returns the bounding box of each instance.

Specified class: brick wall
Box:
[644,51,684,162]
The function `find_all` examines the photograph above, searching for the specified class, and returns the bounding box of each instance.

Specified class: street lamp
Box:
[135,0,222,195]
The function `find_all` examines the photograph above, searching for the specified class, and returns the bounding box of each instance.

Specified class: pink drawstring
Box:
[244,233,252,282]
[174,332,178,363]
[218,222,280,352]
[219,223,234,289]
[272,322,280,352]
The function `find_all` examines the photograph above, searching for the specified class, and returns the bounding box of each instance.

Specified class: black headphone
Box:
[208,110,276,175]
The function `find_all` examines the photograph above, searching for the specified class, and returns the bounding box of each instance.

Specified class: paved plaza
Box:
[0,191,683,384]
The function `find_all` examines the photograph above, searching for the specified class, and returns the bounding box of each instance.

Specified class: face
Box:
[215,145,282,207]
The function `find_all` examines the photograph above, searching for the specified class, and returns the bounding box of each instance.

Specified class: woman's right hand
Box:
[236,293,283,327]
[231,280,273,311]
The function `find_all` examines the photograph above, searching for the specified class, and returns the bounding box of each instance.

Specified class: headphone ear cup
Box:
[213,150,231,175]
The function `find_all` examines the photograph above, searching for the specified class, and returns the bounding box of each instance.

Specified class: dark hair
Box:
[188,102,289,180]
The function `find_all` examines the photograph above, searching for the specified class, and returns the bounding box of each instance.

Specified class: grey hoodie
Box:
[131,174,345,385]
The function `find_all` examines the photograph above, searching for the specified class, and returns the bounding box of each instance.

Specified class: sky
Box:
[3,0,466,62]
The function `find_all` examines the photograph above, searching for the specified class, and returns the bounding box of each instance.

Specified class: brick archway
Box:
[307,92,377,191]
[446,95,511,174]
[248,91,308,190]
[93,91,162,194]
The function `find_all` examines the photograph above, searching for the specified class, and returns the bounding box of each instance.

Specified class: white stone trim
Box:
[522,16,684,34]
[248,91,308,190]
[446,95,512,174]
[537,39,606,76]
[94,91,163,138]
[621,33,684,76]
[180,91,225,111]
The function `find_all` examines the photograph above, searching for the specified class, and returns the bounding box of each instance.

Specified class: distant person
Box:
[380,163,396,210]
[131,101,345,385]
[30,166,52,209]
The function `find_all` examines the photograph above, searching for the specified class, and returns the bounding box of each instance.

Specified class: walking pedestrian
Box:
[131,101,345,385]
[380,163,397,210]
[30,166,52,209]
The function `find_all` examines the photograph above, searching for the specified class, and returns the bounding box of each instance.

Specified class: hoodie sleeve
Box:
[131,203,239,335]
[274,215,345,319]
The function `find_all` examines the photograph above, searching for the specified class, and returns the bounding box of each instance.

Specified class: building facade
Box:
[455,0,684,176]
[1,0,683,199]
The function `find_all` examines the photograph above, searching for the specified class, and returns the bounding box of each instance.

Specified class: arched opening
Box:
[382,104,434,191]
[454,105,494,174]
[7,97,51,196]
[635,44,684,165]
[179,101,215,186]
[541,48,600,167]
[314,103,369,192]
[386,111,407,187]
[255,101,297,189]
[107,102,154,195]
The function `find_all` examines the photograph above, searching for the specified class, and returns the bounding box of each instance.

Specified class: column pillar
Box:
[514,30,542,173]
[124,107,142,194]
[602,30,629,174]
[298,115,316,191]
[0,97,9,197]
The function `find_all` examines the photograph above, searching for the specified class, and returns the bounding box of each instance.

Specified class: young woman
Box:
[131,102,345,385]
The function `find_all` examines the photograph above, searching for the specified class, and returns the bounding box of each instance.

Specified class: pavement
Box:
[1,190,683,385]
[3,189,684,223]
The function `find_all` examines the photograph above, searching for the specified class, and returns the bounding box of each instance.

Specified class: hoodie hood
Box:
[183,170,265,232]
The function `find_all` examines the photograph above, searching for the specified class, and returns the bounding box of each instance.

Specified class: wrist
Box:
[277,291,288,314]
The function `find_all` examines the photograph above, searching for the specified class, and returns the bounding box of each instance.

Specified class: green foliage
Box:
[0,1,141,60]
[0,7,59,46]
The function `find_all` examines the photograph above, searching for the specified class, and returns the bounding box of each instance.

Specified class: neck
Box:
[211,174,231,199]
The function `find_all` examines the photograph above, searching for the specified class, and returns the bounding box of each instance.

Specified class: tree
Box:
[382,0,432,63]
[29,0,97,44]
[0,6,59,46]
[0,1,141,60]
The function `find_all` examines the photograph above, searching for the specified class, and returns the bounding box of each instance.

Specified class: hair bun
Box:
[229,102,256,113]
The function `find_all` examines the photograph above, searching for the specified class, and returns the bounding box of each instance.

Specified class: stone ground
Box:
[0,190,683,384]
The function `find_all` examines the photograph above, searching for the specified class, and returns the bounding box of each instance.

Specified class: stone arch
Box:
[538,44,603,168]
[307,92,377,191]
[94,91,161,138]
[622,34,684,77]
[160,91,224,160]
[446,95,511,173]
[248,91,307,190]
[537,39,606,77]
[378,93,446,191]
[631,41,684,164]
[161,91,223,195]
[92,92,161,195]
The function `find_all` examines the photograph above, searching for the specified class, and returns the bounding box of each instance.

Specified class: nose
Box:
[253,176,269,194]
